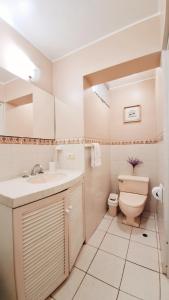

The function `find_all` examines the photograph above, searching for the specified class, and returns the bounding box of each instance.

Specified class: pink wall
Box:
[155,68,164,137]
[0,19,52,93]
[0,84,5,102]
[5,103,33,137]
[52,17,161,241]
[4,78,32,102]
[85,145,111,240]
[110,79,157,141]
[55,97,82,139]
[84,88,110,139]
[53,15,161,138]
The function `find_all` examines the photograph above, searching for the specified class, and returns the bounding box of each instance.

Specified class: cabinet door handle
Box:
[68,205,73,210]
[65,209,70,214]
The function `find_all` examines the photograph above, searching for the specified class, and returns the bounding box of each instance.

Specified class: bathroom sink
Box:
[27,172,66,184]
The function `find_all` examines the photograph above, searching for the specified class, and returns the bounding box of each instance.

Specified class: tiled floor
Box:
[51,210,169,300]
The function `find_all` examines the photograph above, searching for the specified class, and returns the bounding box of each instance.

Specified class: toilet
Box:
[118,175,149,227]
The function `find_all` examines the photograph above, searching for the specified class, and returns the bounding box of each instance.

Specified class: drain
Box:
[142,233,148,237]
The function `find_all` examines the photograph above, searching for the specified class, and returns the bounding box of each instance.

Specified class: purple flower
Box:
[127,157,143,168]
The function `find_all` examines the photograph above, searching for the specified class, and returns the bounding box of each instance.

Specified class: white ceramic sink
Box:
[0,169,83,208]
[27,172,66,184]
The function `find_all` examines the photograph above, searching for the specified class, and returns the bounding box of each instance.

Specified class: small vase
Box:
[133,167,136,176]
[130,166,134,176]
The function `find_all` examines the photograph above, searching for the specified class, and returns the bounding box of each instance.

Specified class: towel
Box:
[91,143,102,168]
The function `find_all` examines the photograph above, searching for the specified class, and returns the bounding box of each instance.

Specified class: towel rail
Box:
[85,144,93,148]
[85,144,95,148]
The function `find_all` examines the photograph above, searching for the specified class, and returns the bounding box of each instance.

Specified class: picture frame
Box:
[123,105,141,123]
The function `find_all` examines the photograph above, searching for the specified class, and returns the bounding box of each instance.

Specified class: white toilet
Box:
[118,175,149,227]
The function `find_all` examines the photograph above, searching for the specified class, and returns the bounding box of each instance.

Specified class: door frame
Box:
[160,47,169,277]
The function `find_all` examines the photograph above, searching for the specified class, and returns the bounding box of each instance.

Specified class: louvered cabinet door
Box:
[68,182,84,270]
[13,191,69,300]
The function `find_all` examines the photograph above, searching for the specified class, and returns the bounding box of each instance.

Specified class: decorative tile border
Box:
[0,136,54,145]
[0,134,163,145]
[0,136,85,145]
[54,137,85,145]
[110,138,161,145]
[84,137,110,145]
[84,136,163,145]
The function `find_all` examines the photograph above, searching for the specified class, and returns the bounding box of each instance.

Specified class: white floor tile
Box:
[158,250,163,273]
[161,274,169,300]
[88,249,125,288]
[127,241,159,271]
[157,233,161,249]
[100,233,129,259]
[51,214,162,300]
[87,229,106,248]
[121,262,160,300]
[52,267,85,300]
[97,218,112,231]
[118,291,139,300]
[155,216,159,232]
[75,244,97,271]
[108,220,132,239]
[131,227,157,248]
[113,211,124,223]
[104,211,113,221]
[74,274,118,300]
[140,217,156,232]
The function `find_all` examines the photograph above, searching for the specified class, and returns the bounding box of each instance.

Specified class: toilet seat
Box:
[119,192,147,208]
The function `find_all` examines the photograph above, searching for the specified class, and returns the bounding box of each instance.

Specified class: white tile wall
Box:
[0,143,84,181]
[85,145,111,240]
[110,144,159,212]
[0,144,54,180]
[56,144,85,171]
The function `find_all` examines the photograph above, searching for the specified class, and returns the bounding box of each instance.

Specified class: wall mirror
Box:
[0,67,55,139]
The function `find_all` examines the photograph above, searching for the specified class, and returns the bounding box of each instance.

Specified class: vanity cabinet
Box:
[68,182,84,270]
[13,191,69,300]
[0,177,84,300]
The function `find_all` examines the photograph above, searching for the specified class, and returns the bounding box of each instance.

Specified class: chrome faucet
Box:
[31,164,44,176]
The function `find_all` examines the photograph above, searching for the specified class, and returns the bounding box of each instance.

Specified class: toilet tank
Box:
[118,175,149,195]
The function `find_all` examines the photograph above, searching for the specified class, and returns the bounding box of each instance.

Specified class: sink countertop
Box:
[0,169,84,208]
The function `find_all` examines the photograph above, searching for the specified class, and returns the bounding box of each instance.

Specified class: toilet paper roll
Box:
[152,185,163,201]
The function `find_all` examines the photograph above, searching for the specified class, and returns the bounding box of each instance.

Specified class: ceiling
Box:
[0,0,160,61]
[0,67,17,84]
[107,69,156,90]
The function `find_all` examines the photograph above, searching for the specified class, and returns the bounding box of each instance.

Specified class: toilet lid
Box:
[119,192,147,208]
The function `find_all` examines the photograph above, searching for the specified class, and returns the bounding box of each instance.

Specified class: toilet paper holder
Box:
[152,184,163,201]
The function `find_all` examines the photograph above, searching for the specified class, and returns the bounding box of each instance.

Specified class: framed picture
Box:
[123,105,141,123]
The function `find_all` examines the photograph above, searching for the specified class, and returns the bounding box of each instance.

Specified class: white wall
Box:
[0,144,54,180]
[55,144,85,171]
[111,144,159,213]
